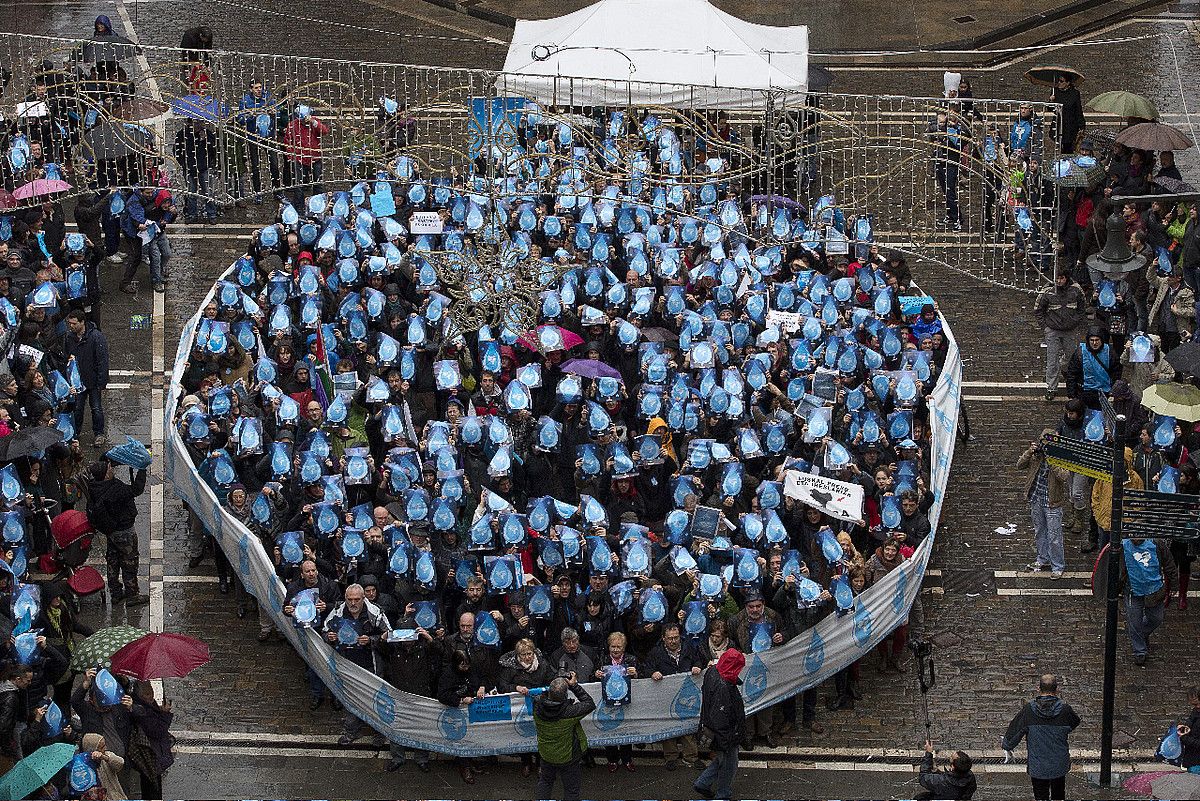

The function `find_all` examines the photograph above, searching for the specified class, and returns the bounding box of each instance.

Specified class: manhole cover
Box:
[953,14,977,23]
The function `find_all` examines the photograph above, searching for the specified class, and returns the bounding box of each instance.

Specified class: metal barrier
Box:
[1,32,1059,290]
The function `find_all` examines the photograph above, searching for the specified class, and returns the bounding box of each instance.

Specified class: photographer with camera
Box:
[533,670,595,801]
[1016,428,1070,579]
[916,739,976,799]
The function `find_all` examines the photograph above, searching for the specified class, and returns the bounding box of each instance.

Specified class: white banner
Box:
[783,470,866,523]
[409,211,445,234]
[165,269,961,757]
[765,309,804,333]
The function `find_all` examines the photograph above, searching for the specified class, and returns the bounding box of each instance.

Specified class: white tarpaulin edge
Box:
[166,268,960,756]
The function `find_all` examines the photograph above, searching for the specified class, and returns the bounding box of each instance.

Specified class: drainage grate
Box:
[953,14,977,23]
[939,568,993,595]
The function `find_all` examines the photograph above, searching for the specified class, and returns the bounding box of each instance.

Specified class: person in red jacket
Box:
[283,104,329,205]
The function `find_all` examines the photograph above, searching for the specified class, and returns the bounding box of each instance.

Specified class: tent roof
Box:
[498,0,808,108]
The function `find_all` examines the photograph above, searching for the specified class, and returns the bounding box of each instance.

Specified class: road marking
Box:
[118,0,166,703]
[995,570,1092,579]
[962,381,1046,388]
[164,575,218,584]
[996,588,1095,596]
[112,369,153,377]
[169,739,1160,774]
[962,395,1048,402]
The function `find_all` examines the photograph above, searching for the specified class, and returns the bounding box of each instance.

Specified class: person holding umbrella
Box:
[1051,73,1085,155]
[127,681,175,798]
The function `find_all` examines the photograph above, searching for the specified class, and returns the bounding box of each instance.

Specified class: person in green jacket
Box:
[533,672,595,801]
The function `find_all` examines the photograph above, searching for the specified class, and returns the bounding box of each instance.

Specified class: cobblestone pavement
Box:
[11,0,1200,796]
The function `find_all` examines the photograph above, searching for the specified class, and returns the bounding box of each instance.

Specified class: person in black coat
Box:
[695,649,746,800]
[436,649,485,785]
[646,624,703,768]
[916,739,977,799]
[64,310,109,446]
[1051,75,1085,154]
[87,458,148,603]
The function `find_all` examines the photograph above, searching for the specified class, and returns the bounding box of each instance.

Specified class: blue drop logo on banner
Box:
[671,680,702,720]
[593,700,625,731]
[439,706,468,741]
[852,604,874,647]
[743,655,768,703]
[374,686,397,726]
[514,701,537,738]
[804,629,826,675]
[327,650,347,695]
[893,567,910,615]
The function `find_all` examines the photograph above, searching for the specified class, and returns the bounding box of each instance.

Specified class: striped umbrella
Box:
[68,625,148,671]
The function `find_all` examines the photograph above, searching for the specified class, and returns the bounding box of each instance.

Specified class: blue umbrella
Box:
[0,742,76,799]
[169,94,227,124]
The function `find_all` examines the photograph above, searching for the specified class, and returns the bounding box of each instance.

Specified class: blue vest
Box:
[1081,345,1112,392]
[1123,539,1163,597]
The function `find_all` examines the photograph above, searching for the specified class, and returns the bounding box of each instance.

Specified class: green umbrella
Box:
[0,743,76,799]
[69,625,149,671]
[1141,382,1200,422]
[1085,90,1158,120]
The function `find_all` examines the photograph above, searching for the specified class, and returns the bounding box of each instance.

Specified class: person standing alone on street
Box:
[1001,674,1081,800]
[64,309,109,447]
[533,672,595,801]
[694,648,746,801]
[87,458,148,606]
[1034,271,1086,401]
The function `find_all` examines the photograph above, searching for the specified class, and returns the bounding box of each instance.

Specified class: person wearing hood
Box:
[1063,326,1117,410]
[80,732,128,800]
[1017,429,1069,578]
[694,648,746,801]
[1001,674,1080,800]
[916,738,976,800]
[533,670,596,801]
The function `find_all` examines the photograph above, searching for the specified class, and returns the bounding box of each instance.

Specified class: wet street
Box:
[5,0,1200,796]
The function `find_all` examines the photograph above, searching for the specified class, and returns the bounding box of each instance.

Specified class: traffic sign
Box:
[1043,433,1113,481]
[1121,488,1200,539]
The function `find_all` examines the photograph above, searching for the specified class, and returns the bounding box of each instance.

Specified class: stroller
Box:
[36,509,105,599]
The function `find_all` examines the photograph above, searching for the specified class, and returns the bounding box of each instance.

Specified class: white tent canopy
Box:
[497,0,809,110]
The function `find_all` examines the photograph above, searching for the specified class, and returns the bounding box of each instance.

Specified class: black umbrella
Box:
[81,33,137,64]
[0,426,65,462]
[1166,341,1200,375]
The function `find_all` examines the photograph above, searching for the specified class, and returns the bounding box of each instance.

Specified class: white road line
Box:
[962,381,1046,388]
[118,0,167,703]
[996,588,1095,596]
[164,575,218,584]
[995,570,1092,579]
[169,741,1159,775]
[962,395,1047,402]
[111,369,153,377]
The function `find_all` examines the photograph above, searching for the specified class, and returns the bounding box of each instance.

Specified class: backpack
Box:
[86,484,118,535]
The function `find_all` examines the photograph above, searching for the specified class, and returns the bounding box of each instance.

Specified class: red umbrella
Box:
[109,632,210,680]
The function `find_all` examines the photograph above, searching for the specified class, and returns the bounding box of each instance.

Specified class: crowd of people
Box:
[161,70,968,782]
[1025,126,1197,665]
